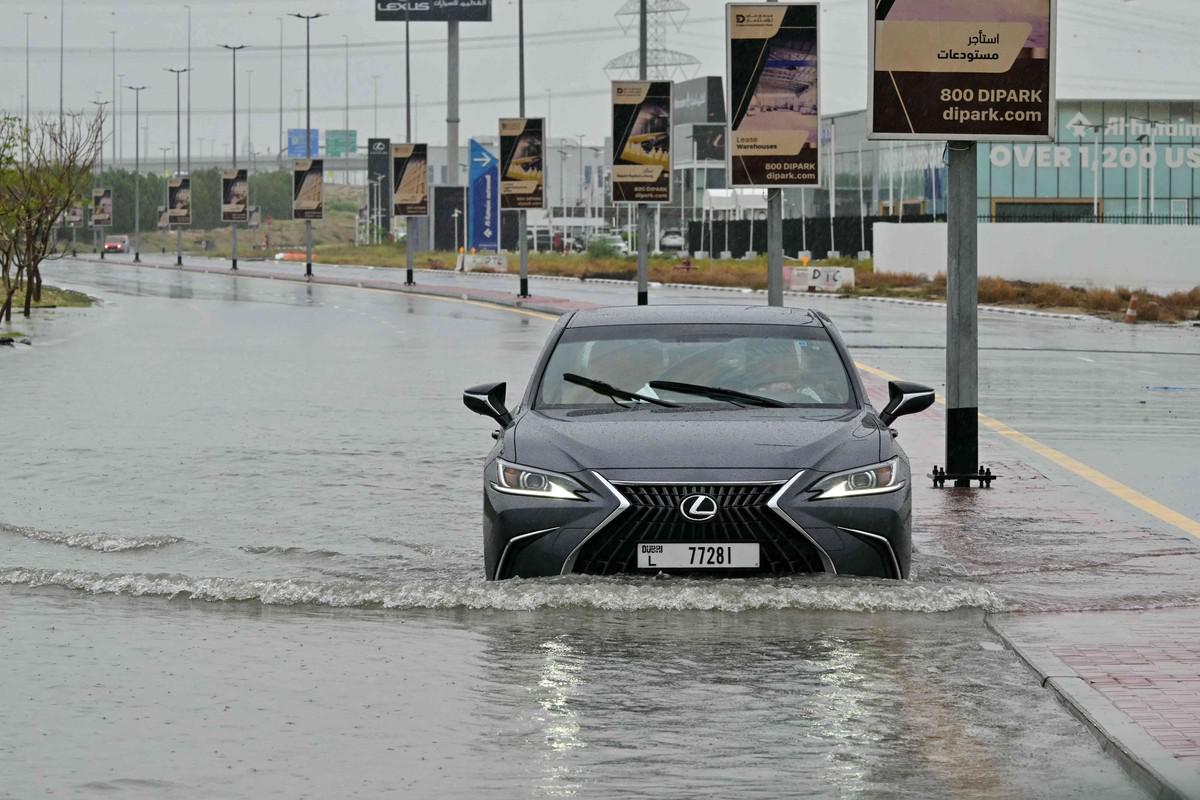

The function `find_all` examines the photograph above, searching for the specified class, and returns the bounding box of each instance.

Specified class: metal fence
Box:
[980,214,1199,225]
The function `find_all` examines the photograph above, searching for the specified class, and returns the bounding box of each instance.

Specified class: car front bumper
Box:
[483,466,911,581]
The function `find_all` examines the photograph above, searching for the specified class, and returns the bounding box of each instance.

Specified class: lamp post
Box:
[278,17,284,165]
[219,44,246,271]
[290,13,325,280]
[516,0,529,297]
[91,99,110,254]
[186,5,191,175]
[127,84,147,263]
[404,2,414,286]
[166,67,189,266]
[117,73,125,163]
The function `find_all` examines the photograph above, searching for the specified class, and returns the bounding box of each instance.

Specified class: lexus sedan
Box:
[463,306,934,581]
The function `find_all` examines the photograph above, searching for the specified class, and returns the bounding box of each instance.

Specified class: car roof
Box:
[565,305,824,328]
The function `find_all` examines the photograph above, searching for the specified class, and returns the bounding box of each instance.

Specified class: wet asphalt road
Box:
[1,257,1181,798]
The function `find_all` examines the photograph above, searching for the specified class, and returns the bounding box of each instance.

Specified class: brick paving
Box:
[1053,642,1200,762]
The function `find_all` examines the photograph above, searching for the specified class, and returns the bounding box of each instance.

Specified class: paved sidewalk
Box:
[991,610,1200,798]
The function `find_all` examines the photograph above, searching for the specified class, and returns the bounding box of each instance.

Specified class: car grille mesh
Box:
[571,482,825,576]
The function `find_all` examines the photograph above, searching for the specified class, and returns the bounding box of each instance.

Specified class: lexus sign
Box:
[375,1,492,22]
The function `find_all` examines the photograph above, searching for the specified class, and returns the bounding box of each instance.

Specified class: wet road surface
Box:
[1,259,1179,797]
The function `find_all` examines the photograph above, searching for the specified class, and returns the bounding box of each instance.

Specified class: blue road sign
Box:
[468,139,500,253]
[287,129,320,158]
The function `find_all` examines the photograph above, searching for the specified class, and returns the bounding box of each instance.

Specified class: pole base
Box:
[231,259,238,272]
[637,290,649,306]
[945,406,979,486]
[405,269,414,286]
[134,254,140,263]
[518,277,529,298]
[176,256,182,267]
[930,466,997,489]
[99,252,105,260]
[306,264,313,279]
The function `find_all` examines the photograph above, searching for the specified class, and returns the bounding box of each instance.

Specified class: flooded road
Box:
[1,261,1157,797]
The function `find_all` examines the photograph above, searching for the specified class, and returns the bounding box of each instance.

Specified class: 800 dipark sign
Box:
[869,0,1056,142]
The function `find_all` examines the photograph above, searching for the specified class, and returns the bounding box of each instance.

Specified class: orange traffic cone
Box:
[1124,293,1139,324]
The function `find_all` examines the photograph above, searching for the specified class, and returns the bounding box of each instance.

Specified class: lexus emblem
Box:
[680,494,718,523]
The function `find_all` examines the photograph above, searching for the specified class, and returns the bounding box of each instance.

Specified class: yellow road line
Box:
[856,361,1200,540]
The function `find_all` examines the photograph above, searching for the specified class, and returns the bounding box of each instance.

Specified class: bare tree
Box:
[0,113,102,321]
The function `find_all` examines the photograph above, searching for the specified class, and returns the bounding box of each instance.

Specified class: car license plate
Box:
[637,543,760,569]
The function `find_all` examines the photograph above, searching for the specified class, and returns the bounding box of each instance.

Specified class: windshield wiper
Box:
[648,381,791,408]
[562,373,680,408]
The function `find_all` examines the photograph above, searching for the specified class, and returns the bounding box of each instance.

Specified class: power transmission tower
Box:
[605,0,700,80]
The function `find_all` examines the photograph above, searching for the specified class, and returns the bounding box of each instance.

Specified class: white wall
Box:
[873,222,1200,294]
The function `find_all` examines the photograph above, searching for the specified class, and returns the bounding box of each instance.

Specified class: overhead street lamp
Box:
[166,66,189,266]
[219,44,246,271]
[289,12,326,280]
[127,84,148,263]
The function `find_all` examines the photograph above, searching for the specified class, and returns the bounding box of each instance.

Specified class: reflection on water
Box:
[0,262,1149,798]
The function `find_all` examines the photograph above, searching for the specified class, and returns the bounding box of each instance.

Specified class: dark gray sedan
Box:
[464,306,934,581]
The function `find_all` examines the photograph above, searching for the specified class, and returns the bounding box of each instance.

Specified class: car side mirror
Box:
[463,382,513,428]
[879,381,936,426]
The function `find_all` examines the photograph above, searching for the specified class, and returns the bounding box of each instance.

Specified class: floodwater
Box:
[1,261,1154,798]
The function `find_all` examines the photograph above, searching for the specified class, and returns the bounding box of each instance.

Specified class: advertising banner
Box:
[65,205,84,227]
[326,130,358,158]
[728,3,820,187]
[432,186,467,252]
[168,176,192,225]
[287,128,320,158]
[292,159,324,220]
[468,139,500,252]
[869,0,1056,141]
[499,118,545,210]
[91,188,112,227]
[367,138,392,233]
[611,80,672,204]
[156,207,170,230]
[221,169,249,223]
[392,143,429,218]
[375,1,492,22]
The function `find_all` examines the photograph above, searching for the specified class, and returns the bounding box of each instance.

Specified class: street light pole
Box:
[404,2,415,286]
[220,44,246,271]
[186,5,192,176]
[91,99,109,255]
[517,0,529,297]
[278,17,284,164]
[290,13,325,280]
[59,0,65,133]
[636,0,649,305]
[167,67,188,266]
[25,12,32,164]
[127,85,147,263]
[111,30,117,170]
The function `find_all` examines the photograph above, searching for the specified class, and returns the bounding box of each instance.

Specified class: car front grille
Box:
[570,481,827,576]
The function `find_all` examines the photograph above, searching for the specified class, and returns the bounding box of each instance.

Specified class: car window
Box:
[537,324,854,409]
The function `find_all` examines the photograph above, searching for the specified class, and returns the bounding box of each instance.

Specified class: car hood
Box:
[513,408,882,473]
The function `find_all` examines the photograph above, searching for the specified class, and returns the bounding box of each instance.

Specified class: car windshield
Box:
[536,324,855,410]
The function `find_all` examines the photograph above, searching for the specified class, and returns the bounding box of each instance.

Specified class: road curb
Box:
[986,614,1199,800]
[83,258,594,318]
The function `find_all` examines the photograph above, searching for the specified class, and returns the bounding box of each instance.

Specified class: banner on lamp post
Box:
[222,169,249,223]
[292,159,324,220]
[392,143,429,218]
[168,176,192,225]
[611,80,673,204]
[499,118,546,210]
[468,138,500,252]
[727,2,820,187]
[91,188,112,228]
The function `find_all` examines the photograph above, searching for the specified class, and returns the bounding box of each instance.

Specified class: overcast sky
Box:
[2,0,1199,163]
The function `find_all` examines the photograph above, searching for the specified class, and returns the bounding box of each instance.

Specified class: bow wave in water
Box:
[0,523,184,553]
[0,567,1005,613]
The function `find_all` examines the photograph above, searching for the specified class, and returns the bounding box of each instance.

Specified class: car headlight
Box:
[808,458,904,500]
[492,459,589,501]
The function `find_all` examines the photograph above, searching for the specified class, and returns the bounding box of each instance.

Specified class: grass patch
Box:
[0,330,26,341]
[33,286,93,309]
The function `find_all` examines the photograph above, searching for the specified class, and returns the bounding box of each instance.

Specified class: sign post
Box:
[500,116,545,298]
[612,80,673,305]
[468,139,501,253]
[727,2,821,307]
[869,0,1056,486]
